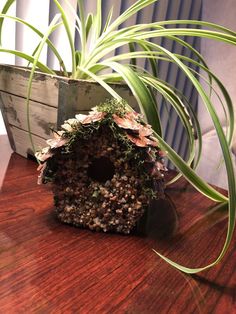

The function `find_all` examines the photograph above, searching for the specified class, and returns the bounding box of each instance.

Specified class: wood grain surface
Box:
[0,145,235,313]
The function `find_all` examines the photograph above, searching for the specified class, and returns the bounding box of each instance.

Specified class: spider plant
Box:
[0,0,235,274]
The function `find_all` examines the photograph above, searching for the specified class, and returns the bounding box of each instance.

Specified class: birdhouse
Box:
[36,99,166,234]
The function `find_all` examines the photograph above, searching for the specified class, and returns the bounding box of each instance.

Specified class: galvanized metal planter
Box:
[0,64,137,157]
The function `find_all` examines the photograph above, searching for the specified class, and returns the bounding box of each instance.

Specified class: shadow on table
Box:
[193,274,236,299]
[136,194,179,240]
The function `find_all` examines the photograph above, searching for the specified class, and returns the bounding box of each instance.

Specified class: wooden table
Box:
[0,135,235,313]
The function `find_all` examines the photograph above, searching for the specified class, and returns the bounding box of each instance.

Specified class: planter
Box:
[0,64,138,158]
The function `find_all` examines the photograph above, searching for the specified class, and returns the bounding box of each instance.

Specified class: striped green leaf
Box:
[101,61,162,136]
